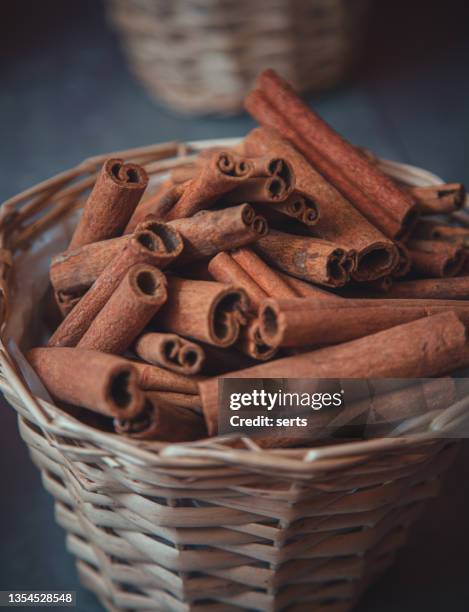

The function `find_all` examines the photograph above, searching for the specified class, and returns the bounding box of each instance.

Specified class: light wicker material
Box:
[1,138,468,611]
[106,0,371,114]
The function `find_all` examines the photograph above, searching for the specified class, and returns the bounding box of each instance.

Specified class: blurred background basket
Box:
[106,0,371,114]
[1,138,468,611]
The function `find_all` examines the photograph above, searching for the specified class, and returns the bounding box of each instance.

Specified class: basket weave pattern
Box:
[106,0,371,114]
[0,139,464,611]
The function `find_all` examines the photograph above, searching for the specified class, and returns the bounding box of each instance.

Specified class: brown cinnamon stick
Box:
[135,332,205,375]
[49,224,183,348]
[148,391,202,411]
[392,242,411,278]
[156,277,249,347]
[78,264,167,354]
[199,311,469,434]
[277,272,345,302]
[413,220,469,245]
[237,315,277,361]
[50,221,182,296]
[131,360,201,394]
[407,239,465,277]
[243,128,397,281]
[253,229,356,288]
[165,150,253,220]
[114,395,207,441]
[69,158,148,250]
[170,204,268,264]
[230,247,297,299]
[125,180,188,233]
[259,297,469,348]
[222,176,292,203]
[246,70,418,240]
[411,183,465,215]
[28,347,144,419]
[208,251,268,309]
[362,276,469,300]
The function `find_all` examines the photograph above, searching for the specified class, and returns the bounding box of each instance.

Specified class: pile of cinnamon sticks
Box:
[29,70,469,445]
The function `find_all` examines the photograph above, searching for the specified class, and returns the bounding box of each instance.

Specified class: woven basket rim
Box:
[1,136,467,472]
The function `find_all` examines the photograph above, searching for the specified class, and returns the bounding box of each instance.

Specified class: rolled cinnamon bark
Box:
[156,277,249,347]
[50,221,182,296]
[125,181,188,233]
[208,252,268,309]
[131,360,201,394]
[247,70,418,240]
[253,193,320,229]
[392,242,411,278]
[199,311,469,434]
[170,204,268,264]
[237,315,277,361]
[230,247,297,299]
[259,298,469,348]
[114,395,207,441]
[249,155,294,186]
[78,264,167,354]
[277,272,345,302]
[135,332,205,375]
[413,221,469,245]
[28,347,144,419]
[166,150,253,220]
[411,183,465,215]
[407,239,465,277]
[49,224,183,348]
[243,128,397,281]
[364,276,469,300]
[148,391,202,411]
[223,176,291,203]
[366,378,456,426]
[69,158,148,250]
[253,229,355,288]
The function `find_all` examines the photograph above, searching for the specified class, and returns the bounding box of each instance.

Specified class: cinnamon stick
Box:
[69,158,148,249]
[411,183,465,215]
[253,229,356,288]
[230,247,298,299]
[237,315,277,361]
[258,297,469,348]
[170,204,268,264]
[135,332,205,375]
[165,150,253,220]
[28,347,144,419]
[50,220,182,296]
[131,360,201,394]
[407,239,465,277]
[114,395,207,441]
[78,264,167,354]
[199,312,469,434]
[125,181,187,233]
[208,251,268,309]
[243,128,397,281]
[392,242,411,278]
[49,224,182,347]
[277,272,345,302]
[148,391,202,411]
[222,176,292,203]
[413,220,469,245]
[363,276,469,300]
[246,70,418,240]
[156,277,249,347]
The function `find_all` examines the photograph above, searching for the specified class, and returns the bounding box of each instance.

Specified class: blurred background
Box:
[1,0,469,610]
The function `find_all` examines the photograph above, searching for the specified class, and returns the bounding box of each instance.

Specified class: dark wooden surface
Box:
[1,1,468,610]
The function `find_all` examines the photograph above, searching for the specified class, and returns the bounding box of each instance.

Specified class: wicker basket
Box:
[106,0,371,114]
[0,138,466,612]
